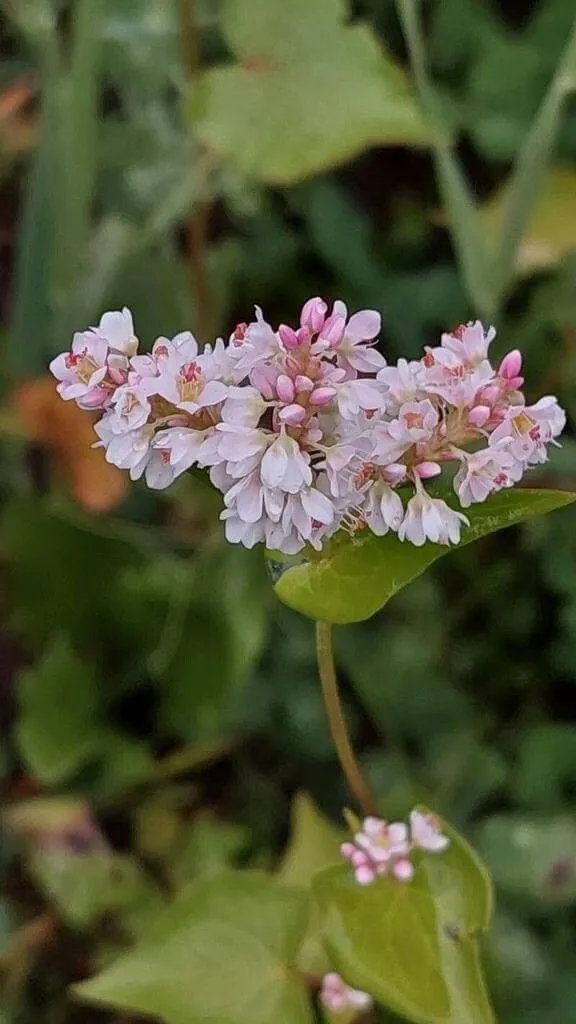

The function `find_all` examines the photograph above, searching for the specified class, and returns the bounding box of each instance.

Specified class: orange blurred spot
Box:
[13,378,127,514]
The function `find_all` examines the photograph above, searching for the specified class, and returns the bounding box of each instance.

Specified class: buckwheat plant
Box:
[50,301,565,550]
[50,300,572,1023]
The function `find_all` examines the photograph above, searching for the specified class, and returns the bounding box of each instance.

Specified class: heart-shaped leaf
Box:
[17,637,101,785]
[74,872,313,1024]
[313,816,494,1024]
[278,793,345,976]
[197,0,432,185]
[274,489,576,623]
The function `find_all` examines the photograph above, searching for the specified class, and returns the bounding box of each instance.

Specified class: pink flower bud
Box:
[340,842,356,859]
[414,461,442,479]
[355,865,376,885]
[309,386,337,407]
[479,384,500,406]
[300,296,327,333]
[381,463,407,485]
[279,403,307,425]
[276,374,295,403]
[294,374,314,392]
[392,858,414,882]
[468,404,491,428]
[499,349,522,380]
[319,313,346,348]
[351,849,370,869]
[278,324,300,350]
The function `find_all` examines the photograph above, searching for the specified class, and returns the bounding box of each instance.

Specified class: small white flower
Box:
[49,331,110,408]
[335,379,384,420]
[409,810,450,853]
[398,492,469,547]
[260,433,312,493]
[388,399,438,444]
[364,480,404,536]
[325,300,386,374]
[154,426,215,477]
[94,307,139,357]
[454,445,520,507]
[378,357,424,411]
[440,320,495,367]
[109,384,151,433]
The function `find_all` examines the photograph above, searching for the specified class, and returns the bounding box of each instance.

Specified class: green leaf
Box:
[16,637,101,785]
[74,873,313,1024]
[30,844,118,929]
[274,489,576,624]
[313,816,494,1023]
[198,0,432,185]
[279,792,343,889]
[169,812,250,886]
[279,793,344,976]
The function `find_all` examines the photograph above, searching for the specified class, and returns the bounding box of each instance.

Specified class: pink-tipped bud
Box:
[319,313,346,348]
[278,324,300,350]
[381,463,407,485]
[294,374,314,392]
[340,842,356,859]
[468,404,491,428]
[276,374,295,403]
[414,461,442,480]
[479,384,500,406]
[309,386,337,407]
[300,296,327,333]
[392,858,414,882]
[279,403,307,425]
[499,349,522,381]
[355,865,375,886]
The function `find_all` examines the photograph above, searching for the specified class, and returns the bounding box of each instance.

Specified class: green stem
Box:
[315,620,377,816]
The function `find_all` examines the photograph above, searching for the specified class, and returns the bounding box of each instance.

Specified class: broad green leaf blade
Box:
[313,817,494,1024]
[274,489,576,624]
[74,873,313,1024]
[16,636,101,785]
[197,0,432,185]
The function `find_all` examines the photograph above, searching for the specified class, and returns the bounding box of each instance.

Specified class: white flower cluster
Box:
[50,300,565,554]
[341,809,450,885]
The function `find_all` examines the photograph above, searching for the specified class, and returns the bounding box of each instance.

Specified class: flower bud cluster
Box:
[319,972,373,1015]
[341,809,449,885]
[50,302,565,553]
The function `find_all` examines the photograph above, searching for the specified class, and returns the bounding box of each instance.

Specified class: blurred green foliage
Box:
[1,0,576,1022]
